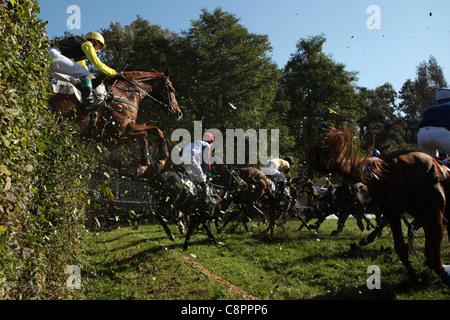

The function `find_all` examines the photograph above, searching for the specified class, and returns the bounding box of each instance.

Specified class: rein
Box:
[116,77,178,115]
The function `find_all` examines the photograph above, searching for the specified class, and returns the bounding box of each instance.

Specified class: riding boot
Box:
[80,76,98,138]
[278,181,292,199]
[80,76,95,110]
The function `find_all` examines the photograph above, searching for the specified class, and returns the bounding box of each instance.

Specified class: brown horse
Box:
[48,69,183,174]
[217,167,271,233]
[222,168,315,236]
[305,126,450,288]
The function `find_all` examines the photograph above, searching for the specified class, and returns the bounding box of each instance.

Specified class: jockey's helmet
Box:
[284,156,294,165]
[85,31,106,49]
[371,148,381,157]
[203,132,215,142]
[436,88,450,103]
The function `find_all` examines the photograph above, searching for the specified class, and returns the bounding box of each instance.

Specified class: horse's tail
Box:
[305,126,387,183]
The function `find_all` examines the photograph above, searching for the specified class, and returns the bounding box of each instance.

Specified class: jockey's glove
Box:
[114,72,127,80]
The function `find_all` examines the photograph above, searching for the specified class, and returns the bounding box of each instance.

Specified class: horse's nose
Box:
[177,110,183,119]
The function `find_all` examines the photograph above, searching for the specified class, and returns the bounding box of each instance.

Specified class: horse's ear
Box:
[164,68,170,77]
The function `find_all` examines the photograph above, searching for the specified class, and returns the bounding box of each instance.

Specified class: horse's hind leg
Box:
[126,124,169,173]
[421,214,450,287]
[203,220,218,245]
[387,213,419,284]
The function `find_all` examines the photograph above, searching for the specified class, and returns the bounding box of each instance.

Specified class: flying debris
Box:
[328,108,339,115]
[229,102,237,109]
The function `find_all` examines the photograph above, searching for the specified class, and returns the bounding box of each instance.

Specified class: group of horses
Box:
[142,164,319,251]
[48,70,450,290]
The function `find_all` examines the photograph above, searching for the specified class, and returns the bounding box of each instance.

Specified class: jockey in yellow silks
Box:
[48,31,125,108]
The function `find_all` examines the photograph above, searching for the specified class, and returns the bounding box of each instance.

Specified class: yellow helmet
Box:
[85,31,106,49]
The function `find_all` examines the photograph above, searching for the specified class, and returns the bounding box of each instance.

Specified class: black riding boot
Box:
[82,87,97,138]
[199,182,209,202]
[277,181,292,199]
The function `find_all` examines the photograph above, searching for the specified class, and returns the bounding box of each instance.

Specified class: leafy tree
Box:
[397,56,447,147]
[280,34,362,174]
[358,84,410,153]
[414,56,447,116]
[397,79,420,145]
[171,8,281,132]
[100,16,176,72]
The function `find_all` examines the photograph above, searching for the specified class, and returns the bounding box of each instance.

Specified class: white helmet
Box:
[436,88,450,102]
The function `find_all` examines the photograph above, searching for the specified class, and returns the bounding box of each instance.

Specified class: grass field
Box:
[78,217,450,300]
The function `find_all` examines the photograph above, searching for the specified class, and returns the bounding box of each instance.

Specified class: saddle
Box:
[52,80,107,107]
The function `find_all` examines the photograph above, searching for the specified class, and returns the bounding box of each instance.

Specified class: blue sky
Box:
[38,0,450,93]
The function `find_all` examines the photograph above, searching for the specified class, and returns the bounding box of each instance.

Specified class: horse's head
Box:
[113,69,183,120]
[154,68,183,120]
[214,164,248,192]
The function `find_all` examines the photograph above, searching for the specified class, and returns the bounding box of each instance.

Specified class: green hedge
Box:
[0,0,92,299]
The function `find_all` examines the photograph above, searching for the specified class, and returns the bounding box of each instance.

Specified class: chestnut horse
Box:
[305,126,450,288]
[48,69,183,174]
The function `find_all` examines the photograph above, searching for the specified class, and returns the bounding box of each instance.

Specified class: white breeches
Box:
[261,163,286,182]
[314,186,329,195]
[48,47,90,84]
[417,126,450,158]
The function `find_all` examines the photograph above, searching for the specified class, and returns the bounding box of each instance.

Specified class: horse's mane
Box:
[305,126,387,183]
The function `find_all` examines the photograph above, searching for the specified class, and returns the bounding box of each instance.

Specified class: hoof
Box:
[137,165,150,176]
[153,161,164,173]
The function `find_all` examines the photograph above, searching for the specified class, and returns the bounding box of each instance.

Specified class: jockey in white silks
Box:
[181,133,215,198]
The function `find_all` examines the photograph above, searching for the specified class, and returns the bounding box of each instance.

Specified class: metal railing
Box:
[89,180,155,205]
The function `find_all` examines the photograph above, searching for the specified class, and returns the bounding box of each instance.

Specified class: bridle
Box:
[210,168,247,192]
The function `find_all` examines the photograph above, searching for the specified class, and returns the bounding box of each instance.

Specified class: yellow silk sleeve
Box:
[81,41,116,77]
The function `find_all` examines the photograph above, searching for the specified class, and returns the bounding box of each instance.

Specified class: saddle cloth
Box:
[178,172,220,204]
[52,80,107,105]
[179,172,198,196]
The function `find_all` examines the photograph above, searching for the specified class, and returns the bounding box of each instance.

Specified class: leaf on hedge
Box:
[107,189,115,202]
[37,142,48,153]
[1,136,10,148]
[5,190,16,202]
[0,165,11,176]
[4,177,11,192]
